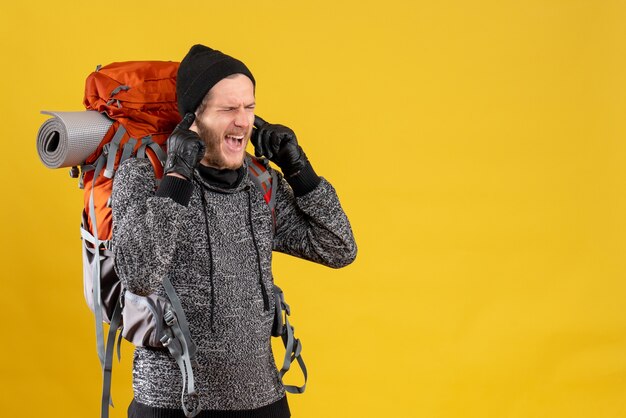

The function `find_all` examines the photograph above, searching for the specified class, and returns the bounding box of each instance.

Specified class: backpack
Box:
[77,61,306,418]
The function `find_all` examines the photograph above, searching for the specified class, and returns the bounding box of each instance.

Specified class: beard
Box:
[195,118,247,170]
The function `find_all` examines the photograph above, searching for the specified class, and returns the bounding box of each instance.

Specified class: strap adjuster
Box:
[164,310,177,326]
[160,334,173,347]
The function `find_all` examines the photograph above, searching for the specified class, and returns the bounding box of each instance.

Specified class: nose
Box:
[233,107,250,129]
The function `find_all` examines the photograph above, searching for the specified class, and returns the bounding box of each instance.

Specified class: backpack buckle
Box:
[160,333,172,347]
[164,310,177,327]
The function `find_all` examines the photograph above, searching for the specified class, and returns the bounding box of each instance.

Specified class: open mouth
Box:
[224,134,245,152]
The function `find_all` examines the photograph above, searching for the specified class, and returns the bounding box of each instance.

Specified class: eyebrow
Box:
[217,101,256,108]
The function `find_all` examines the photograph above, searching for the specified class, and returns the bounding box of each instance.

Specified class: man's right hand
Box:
[163,113,206,180]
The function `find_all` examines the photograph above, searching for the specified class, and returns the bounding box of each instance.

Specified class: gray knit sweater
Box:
[111,157,356,412]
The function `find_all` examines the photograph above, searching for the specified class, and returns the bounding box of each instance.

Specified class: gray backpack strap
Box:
[249,161,271,183]
[161,312,199,417]
[101,297,123,418]
[280,313,307,394]
[88,153,108,368]
[246,155,277,232]
[273,285,307,394]
[86,134,127,418]
[103,126,126,178]
[162,276,197,360]
[268,168,277,230]
[161,276,199,417]
[135,136,148,158]
[118,137,137,166]
[147,140,167,164]
[135,136,157,159]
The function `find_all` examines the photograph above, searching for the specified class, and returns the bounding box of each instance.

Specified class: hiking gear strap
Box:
[101,297,123,418]
[268,168,277,229]
[274,286,307,394]
[162,312,199,417]
[87,139,127,418]
[162,276,197,360]
[161,276,199,417]
[136,136,153,159]
[147,140,167,164]
[104,127,126,178]
[119,137,137,166]
[246,156,278,232]
[280,313,307,394]
[89,153,108,368]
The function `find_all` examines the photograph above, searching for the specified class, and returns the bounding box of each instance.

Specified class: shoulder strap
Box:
[246,155,277,231]
[273,285,307,394]
[246,156,306,392]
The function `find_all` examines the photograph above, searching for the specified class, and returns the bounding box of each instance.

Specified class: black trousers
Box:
[128,396,290,418]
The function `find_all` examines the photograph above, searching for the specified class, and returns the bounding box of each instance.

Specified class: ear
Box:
[189,111,200,133]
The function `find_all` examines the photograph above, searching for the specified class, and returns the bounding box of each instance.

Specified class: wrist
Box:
[156,175,194,206]
[166,172,187,180]
[285,161,321,197]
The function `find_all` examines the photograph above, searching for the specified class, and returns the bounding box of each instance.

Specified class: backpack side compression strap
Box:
[101,298,123,418]
[86,125,127,370]
[161,276,199,418]
[274,285,307,394]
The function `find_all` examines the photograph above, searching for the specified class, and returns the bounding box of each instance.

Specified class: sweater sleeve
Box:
[272,170,357,268]
[111,159,189,296]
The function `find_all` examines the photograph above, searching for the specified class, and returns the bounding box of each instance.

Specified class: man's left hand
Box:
[251,116,309,177]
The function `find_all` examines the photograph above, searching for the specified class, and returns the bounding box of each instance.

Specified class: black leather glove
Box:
[251,116,308,177]
[163,113,206,180]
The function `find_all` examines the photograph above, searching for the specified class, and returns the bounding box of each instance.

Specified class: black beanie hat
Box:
[176,44,256,116]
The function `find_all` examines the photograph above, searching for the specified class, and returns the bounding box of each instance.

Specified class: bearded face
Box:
[190,74,256,170]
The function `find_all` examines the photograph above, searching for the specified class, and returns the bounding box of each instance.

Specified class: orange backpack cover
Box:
[82,61,181,241]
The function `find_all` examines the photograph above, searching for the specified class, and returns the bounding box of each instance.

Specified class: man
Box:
[112,44,357,418]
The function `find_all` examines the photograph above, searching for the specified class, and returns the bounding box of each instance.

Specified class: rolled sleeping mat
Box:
[37,110,113,169]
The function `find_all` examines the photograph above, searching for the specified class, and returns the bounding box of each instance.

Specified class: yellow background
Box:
[1,1,625,417]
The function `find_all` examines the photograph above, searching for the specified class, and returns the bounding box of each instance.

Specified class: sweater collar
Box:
[197,163,245,189]
[193,157,251,193]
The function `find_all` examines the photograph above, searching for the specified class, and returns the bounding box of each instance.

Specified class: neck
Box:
[197,163,245,189]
